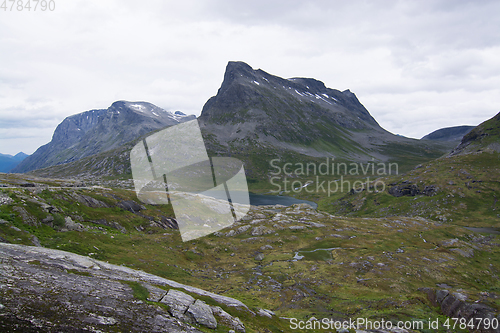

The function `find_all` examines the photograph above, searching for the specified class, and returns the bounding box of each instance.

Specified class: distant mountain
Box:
[12,101,195,173]
[450,111,500,156]
[421,125,475,142]
[0,152,29,173]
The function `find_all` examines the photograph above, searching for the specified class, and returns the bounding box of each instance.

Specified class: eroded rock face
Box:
[0,243,247,332]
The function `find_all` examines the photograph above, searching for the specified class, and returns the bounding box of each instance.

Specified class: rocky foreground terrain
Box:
[0,243,255,332]
[1,173,499,332]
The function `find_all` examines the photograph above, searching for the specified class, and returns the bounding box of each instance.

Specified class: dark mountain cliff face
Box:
[199,61,384,146]
[12,101,195,173]
[198,61,449,163]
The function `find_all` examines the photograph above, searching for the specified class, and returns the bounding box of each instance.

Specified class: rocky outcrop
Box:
[212,306,245,332]
[420,288,500,333]
[0,243,248,332]
[63,216,85,231]
[161,289,196,321]
[388,183,438,197]
[70,192,111,208]
[450,111,500,156]
[186,299,218,329]
[116,200,144,213]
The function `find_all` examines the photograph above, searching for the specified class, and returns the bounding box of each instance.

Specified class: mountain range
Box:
[11,61,461,181]
[421,125,475,142]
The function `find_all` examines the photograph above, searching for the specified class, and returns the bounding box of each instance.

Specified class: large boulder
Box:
[186,300,217,329]
[160,289,195,319]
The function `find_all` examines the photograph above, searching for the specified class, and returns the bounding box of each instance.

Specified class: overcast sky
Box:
[1,0,499,155]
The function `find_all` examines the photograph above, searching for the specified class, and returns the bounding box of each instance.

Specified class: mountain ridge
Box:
[18,61,457,180]
[421,125,475,142]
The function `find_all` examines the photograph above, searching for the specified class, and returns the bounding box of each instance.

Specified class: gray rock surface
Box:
[0,243,250,332]
[289,225,306,230]
[161,289,195,318]
[254,253,265,261]
[420,288,499,333]
[116,200,144,212]
[186,299,217,329]
[31,235,42,247]
[251,226,273,236]
[257,308,275,318]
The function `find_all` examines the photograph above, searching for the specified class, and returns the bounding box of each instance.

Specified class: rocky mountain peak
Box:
[201,61,377,127]
[0,152,29,173]
[108,101,181,120]
[223,61,255,79]
[287,77,327,92]
[199,61,387,160]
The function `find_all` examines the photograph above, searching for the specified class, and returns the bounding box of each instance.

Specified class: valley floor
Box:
[1,173,499,332]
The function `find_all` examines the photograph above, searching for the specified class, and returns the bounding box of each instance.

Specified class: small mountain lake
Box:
[248,193,317,209]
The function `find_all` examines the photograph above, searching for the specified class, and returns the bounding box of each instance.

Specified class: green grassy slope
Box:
[318,151,500,228]
[451,111,500,155]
